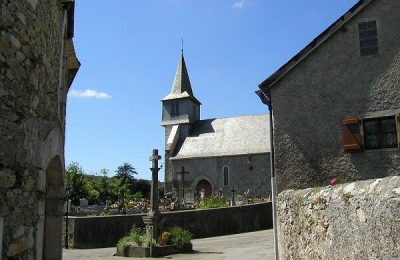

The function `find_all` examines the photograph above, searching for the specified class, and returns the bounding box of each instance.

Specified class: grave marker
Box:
[176,166,190,201]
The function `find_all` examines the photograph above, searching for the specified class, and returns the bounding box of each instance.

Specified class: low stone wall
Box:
[277,176,400,259]
[67,214,146,249]
[67,202,272,248]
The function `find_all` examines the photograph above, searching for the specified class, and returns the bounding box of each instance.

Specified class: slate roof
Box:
[259,0,373,91]
[170,114,270,160]
[162,53,201,105]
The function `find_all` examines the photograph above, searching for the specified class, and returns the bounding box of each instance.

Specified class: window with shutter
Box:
[363,116,398,149]
[342,116,362,152]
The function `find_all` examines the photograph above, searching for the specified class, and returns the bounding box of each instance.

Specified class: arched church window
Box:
[223,166,229,187]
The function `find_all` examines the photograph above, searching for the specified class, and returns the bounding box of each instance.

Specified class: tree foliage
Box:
[64,162,99,205]
[64,162,150,207]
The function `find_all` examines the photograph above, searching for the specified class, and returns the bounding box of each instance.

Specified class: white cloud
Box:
[68,89,112,99]
[232,0,245,9]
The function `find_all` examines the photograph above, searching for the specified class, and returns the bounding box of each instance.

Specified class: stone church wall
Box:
[277,176,400,259]
[270,0,400,191]
[171,153,271,198]
[1,0,76,258]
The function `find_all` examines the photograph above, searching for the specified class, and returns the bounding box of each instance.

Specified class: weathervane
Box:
[181,38,184,54]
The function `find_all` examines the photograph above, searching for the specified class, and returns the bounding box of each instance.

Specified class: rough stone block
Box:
[277,176,400,259]
[7,237,28,257]
[0,168,16,188]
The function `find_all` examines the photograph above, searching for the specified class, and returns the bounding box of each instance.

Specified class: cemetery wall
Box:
[67,202,272,248]
[277,176,400,259]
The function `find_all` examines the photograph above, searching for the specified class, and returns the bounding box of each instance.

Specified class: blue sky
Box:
[66,0,358,180]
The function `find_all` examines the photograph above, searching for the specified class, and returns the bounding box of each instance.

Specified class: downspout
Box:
[256,89,279,260]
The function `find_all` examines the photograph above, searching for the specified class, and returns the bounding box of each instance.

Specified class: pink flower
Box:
[330,177,337,186]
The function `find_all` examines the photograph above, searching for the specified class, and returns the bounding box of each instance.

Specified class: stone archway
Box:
[43,156,64,260]
[196,179,212,197]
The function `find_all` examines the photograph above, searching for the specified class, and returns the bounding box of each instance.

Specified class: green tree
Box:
[132,179,151,198]
[97,168,111,204]
[115,163,138,213]
[64,162,100,205]
[64,162,89,205]
[115,162,138,184]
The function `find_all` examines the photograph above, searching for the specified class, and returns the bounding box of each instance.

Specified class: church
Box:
[161,53,271,199]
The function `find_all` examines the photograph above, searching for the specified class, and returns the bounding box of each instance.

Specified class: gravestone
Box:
[230,186,236,206]
[176,166,190,203]
[79,198,88,207]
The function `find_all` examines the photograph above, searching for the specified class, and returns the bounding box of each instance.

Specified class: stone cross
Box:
[231,186,236,206]
[176,166,190,201]
[149,149,162,216]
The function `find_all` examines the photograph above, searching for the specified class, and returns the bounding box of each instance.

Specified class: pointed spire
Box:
[162,53,201,105]
[171,53,193,96]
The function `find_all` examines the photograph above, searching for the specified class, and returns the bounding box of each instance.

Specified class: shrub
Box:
[169,227,192,248]
[142,237,156,248]
[198,197,227,209]
[117,226,145,251]
[158,231,171,246]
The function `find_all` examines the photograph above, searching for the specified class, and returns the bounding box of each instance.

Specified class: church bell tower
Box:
[161,53,201,191]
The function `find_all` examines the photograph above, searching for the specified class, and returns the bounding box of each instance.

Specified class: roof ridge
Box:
[198,113,268,122]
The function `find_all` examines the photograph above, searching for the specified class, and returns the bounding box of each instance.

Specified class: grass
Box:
[198,197,227,209]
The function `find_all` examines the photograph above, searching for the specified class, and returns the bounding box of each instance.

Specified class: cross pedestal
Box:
[143,149,162,240]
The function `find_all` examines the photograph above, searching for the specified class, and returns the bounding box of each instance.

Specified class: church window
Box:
[363,116,397,149]
[358,20,378,56]
[223,166,229,187]
[171,103,180,117]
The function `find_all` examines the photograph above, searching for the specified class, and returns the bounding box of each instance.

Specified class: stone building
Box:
[162,53,270,199]
[1,0,79,259]
[258,0,400,192]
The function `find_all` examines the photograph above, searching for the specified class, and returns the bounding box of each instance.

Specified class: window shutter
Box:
[342,116,362,152]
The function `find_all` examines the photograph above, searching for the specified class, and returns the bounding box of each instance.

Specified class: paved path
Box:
[63,229,275,260]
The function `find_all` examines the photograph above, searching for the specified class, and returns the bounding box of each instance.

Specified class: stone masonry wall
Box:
[270,0,400,192]
[67,202,272,249]
[171,154,271,198]
[1,0,75,258]
[277,176,400,259]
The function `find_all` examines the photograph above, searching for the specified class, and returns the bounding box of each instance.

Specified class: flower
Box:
[330,177,338,186]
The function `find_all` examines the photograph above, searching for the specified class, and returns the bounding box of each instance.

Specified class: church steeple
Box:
[172,53,193,95]
[161,52,202,193]
[162,53,201,105]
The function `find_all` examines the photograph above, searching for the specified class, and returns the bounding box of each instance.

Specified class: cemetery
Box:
[63,149,273,251]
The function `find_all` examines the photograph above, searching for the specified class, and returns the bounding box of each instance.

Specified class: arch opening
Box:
[196,179,212,198]
[43,156,64,260]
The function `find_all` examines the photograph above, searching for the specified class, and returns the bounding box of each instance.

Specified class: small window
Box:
[358,20,378,56]
[171,103,179,117]
[223,166,229,187]
[363,116,398,149]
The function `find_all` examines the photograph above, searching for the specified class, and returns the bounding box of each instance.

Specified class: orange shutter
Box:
[342,116,362,152]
